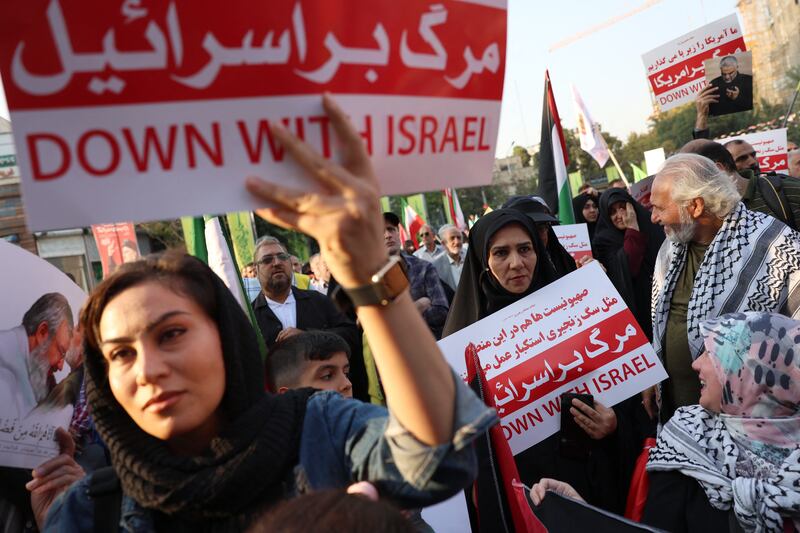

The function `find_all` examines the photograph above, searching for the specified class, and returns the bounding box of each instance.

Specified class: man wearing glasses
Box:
[251,236,358,352]
[0,292,73,420]
[412,225,445,262]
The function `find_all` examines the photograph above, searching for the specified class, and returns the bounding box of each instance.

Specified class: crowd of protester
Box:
[2,90,800,533]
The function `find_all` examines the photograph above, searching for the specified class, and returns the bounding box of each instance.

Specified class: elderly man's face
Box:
[650,175,697,243]
[31,319,71,374]
[442,228,463,257]
[721,65,738,83]
[727,141,759,173]
[290,256,303,274]
[418,226,435,247]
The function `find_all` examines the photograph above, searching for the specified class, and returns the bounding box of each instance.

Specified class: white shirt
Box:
[0,326,37,419]
[265,291,297,330]
[448,250,466,285]
[413,243,445,262]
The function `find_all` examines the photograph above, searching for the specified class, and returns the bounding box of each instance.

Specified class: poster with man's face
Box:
[703,51,754,116]
[0,240,86,469]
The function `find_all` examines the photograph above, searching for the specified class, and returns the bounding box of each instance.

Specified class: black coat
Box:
[642,470,739,532]
[253,286,359,352]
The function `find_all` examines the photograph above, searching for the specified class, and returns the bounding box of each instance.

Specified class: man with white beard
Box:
[645,154,800,422]
[0,293,73,420]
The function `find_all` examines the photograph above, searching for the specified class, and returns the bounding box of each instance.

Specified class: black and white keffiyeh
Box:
[648,405,800,532]
[651,202,800,361]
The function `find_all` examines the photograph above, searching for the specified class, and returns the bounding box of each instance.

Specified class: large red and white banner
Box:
[0,0,506,231]
[717,128,789,174]
[91,222,141,277]
[642,14,745,112]
[438,262,667,455]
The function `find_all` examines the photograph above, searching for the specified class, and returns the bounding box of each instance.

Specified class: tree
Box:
[137,220,185,251]
[512,145,531,167]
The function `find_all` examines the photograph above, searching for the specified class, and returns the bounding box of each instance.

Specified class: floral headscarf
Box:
[648,312,800,532]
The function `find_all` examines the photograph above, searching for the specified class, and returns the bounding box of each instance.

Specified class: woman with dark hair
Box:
[593,188,664,341]
[644,312,800,532]
[442,209,642,521]
[40,95,495,531]
[573,192,599,245]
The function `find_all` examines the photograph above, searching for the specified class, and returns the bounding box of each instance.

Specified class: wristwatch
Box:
[341,255,410,307]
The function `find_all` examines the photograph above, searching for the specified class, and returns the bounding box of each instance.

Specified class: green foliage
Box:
[137,220,185,252]
[512,145,531,167]
[253,216,313,260]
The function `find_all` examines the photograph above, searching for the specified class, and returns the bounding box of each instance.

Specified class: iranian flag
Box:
[401,199,426,248]
[442,188,467,231]
[537,71,574,224]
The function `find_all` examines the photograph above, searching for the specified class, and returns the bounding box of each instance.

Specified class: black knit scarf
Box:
[83,257,314,527]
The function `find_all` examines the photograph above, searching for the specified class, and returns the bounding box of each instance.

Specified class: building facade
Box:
[737,0,800,106]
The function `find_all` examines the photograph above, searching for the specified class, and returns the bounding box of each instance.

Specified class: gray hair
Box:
[720,56,738,69]
[22,293,73,337]
[438,224,458,241]
[657,153,741,218]
[254,235,287,259]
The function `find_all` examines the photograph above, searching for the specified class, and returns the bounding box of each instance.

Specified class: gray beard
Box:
[665,209,698,244]
[267,274,290,295]
[27,339,53,403]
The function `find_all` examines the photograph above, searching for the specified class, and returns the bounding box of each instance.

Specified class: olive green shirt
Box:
[663,241,708,418]
[741,169,800,226]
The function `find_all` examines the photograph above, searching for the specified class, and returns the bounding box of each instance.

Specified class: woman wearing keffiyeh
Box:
[644,312,800,532]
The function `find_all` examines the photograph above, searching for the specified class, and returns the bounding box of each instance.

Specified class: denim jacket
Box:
[44,373,497,532]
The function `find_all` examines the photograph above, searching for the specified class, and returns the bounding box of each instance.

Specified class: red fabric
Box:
[465,343,548,533]
[624,437,657,522]
[623,228,647,277]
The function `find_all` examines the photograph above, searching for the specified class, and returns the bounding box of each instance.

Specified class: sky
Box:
[0,0,739,156]
[495,0,738,156]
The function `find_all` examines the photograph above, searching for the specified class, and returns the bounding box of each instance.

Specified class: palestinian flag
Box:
[401,198,426,248]
[537,71,574,224]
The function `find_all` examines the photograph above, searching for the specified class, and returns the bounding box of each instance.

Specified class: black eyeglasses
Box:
[257,253,290,265]
[419,232,431,237]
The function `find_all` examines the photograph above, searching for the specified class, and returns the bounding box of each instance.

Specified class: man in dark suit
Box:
[251,236,358,351]
[708,55,753,116]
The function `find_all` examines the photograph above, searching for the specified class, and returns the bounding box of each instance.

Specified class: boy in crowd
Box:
[266,330,352,398]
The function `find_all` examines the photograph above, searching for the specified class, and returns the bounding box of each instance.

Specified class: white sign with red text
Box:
[642,14,745,112]
[0,0,506,231]
[629,174,655,210]
[717,128,789,174]
[438,262,667,455]
[552,223,592,263]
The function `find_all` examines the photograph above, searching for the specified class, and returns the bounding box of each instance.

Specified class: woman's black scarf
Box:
[442,209,560,337]
[83,257,314,527]
[593,188,664,339]
[573,192,599,244]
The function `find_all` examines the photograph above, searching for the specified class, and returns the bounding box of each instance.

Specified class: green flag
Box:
[225,211,256,269]
[630,163,648,182]
[568,171,583,198]
[406,194,428,222]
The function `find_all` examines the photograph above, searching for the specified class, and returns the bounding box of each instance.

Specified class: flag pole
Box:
[605,144,630,187]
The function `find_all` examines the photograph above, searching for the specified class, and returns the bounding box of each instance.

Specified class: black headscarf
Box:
[593,188,664,339]
[442,209,560,337]
[83,255,314,529]
[501,196,577,277]
[573,193,599,243]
